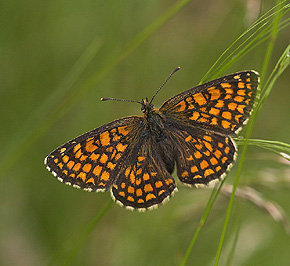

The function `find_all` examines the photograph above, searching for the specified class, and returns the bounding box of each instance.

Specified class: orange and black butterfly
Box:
[45,68,259,211]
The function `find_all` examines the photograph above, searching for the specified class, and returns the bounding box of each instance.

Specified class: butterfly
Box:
[45,68,259,211]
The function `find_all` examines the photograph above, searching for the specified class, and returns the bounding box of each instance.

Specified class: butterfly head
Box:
[141,97,154,115]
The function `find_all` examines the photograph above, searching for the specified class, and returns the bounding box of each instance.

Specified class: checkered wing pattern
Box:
[167,126,236,186]
[45,116,142,192]
[111,137,176,210]
[160,71,259,135]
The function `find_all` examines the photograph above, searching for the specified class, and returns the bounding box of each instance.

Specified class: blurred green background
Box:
[1,0,290,265]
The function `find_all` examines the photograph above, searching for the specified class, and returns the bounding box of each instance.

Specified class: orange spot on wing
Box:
[125,168,130,177]
[200,160,209,169]
[89,153,100,161]
[222,157,228,163]
[99,153,108,164]
[210,157,218,165]
[87,178,95,185]
[127,186,134,194]
[222,120,231,129]
[100,171,110,181]
[86,139,97,153]
[211,117,218,125]
[228,102,237,110]
[209,108,220,115]
[177,100,186,111]
[93,165,102,176]
[235,114,243,122]
[62,155,69,163]
[155,181,163,188]
[204,169,214,177]
[73,163,81,171]
[204,141,213,152]
[138,156,145,162]
[194,151,202,159]
[187,155,194,161]
[113,135,121,141]
[146,193,156,201]
[215,150,222,158]
[191,166,198,173]
[118,126,130,136]
[238,82,245,88]
[107,162,116,170]
[165,179,173,185]
[130,171,135,183]
[67,161,75,169]
[181,171,189,177]
[62,170,68,175]
[115,153,122,161]
[209,88,221,100]
[190,111,200,120]
[83,163,92,173]
[80,155,88,161]
[185,135,192,142]
[136,188,142,197]
[238,89,246,95]
[222,111,232,120]
[144,184,153,192]
[127,196,134,202]
[234,96,244,102]
[224,147,230,154]
[221,83,231,88]
[116,143,128,152]
[75,150,82,159]
[215,100,224,108]
[204,136,212,142]
[77,172,86,182]
[193,93,207,106]
[100,131,110,146]
[143,173,149,181]
[73,143,81,153]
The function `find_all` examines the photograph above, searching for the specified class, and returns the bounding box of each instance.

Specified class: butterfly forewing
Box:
[45,116,142,191]
[160,71,259,135]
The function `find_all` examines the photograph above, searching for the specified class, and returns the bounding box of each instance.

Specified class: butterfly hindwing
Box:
[166,126,236,186]
[111,132,177,210]
[160,71,259,135]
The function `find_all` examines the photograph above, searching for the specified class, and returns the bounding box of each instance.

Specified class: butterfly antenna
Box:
[100,97,142,105]
[150,67,180,104]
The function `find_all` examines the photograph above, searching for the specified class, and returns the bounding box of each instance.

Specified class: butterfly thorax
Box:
[140,98,167,141]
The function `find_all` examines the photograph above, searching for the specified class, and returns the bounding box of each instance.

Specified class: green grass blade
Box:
[236,138,290,156]
[200,2,290,83]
